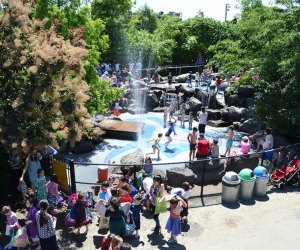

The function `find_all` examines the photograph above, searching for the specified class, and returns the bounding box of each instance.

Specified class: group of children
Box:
[94,160,193,246]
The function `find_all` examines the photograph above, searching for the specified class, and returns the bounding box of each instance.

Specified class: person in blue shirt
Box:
[165,122,177,148]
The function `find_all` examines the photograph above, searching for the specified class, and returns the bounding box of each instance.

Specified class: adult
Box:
[101,71,108,80]
[257,128,274,151]
[168,72,172,87]
[36,200,58,250]
[39,145,57,178]
[8,149,22,194]
[197,107,208,134]
[196,133,210,159]
[153,67,159,83]
[20,151,42,191]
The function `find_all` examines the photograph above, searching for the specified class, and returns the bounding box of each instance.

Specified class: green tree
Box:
[0,0,91,152]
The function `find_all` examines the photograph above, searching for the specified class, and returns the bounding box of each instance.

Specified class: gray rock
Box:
[245,97,255,108]
[145,93,159,111]
[226,154,260,173]
[195,89,209,107]
[175,73,189,83]
[221,106,247,123]
[166,167,195,187]
[120,151,145,174]
[152,107,166,112]
[208,94,225,109]
[72,140,95,154]
[207,109,222,120]
[207,120,229,127]
[153,90,163,100]
[239,119,265,135]
[233,121,241,130]
[237,85,254,98]
[227,94,239,106]
[187,97,202,117]
[219,82,229,91]
[149,84,167,92]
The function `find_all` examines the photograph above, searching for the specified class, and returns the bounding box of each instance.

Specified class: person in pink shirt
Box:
[164,195,187,244]
[241,136,250,154]
[46,174,64,209]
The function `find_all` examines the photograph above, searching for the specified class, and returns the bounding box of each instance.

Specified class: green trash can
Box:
[238,168,256,200]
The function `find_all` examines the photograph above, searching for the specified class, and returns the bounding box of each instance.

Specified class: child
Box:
[2,205,19,250]
[120,185,132,203]
[34,169,47,202]
[141,173,153,211]
[165,195,187,244]
[195,72,199,87]
[105,197,127,238]
[146,133,163,160]
[95,181,112,217]
[110,235,123,250]
[179,104,185,128]
[210,138,220,165]
[163,107,168,128]
[101,233,115,250]
[116,177,132,196]
[25,198,40,249]
[149,175,165,233]
[171,182,193,223]
[143,156,153,175]
[129,194,144,237]
[188,71,192,88]
[46,174,62,209]
[187,127,198,162]
[71,192,92,234]
[241,136,250,154]
[222,125,234,157]
[165,122,177,149]
[188,111,193,130]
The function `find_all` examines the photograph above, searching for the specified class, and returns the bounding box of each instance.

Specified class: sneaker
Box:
[168,238,177,244]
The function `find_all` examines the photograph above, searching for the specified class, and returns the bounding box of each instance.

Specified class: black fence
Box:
[59,143,300,202]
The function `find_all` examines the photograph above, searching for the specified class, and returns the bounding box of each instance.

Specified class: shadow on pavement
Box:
[239,199,256,206]
[93,235,104,249]
[254,195,270,202]
[221,202,240,209]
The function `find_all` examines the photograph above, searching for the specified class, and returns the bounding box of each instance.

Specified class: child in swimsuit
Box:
[146,133,163,160]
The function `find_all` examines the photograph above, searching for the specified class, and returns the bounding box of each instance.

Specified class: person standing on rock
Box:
[188,71,193,88]
[197,107,208,134]
[168,72,173,88]
[187,127,198,162]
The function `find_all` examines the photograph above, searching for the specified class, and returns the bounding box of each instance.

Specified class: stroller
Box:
[270,158,300,189]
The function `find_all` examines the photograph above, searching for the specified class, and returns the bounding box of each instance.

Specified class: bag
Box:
[126,213,136,237]
[99,216,109,230]
[85,191,94,207]
[154,196,168,215]
[12,227,28,248]
[129,184,138,198]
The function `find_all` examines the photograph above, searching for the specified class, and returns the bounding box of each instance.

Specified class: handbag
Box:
[154,196,168,215]
[12,227,28,248]
[99,216,109,230]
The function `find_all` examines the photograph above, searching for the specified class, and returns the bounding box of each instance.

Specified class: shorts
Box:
[152,145,159,150]
[190,144,196,151]
[226,140,233,148]
[198,124,206,134]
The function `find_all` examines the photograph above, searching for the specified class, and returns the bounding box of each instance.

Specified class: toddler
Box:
[129,194,144,237]
[222,125,234,157]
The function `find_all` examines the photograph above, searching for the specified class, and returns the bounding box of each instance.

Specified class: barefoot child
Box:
[165,122,177,148]
[188,111,193,130]
[163,107,168,128]
[222,125,234,157]
[187,127,198,162]
[34,169,47,202]
[146,133,163,160]
[179,104,185,128]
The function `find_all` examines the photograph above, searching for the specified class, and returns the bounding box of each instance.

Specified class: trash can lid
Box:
[254,166,269,178]
[222,171,240,184]
[238,168,256,181]
[98,166,108,170]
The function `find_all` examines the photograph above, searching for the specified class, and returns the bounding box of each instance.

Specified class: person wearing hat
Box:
[196,133,210,159]
[241,136,250,154]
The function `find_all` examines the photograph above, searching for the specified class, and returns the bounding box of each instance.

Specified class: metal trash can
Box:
[238,168,256,200]
[254,166,269,197]
[222,171,241,203]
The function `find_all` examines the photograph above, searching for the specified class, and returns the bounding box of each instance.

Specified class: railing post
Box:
[69,160,77,193]
[261,152,264,166]
[200,159,206,198]
[133,164,137,187]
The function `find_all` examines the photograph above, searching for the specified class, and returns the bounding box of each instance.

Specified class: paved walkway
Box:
[52,186,300,250]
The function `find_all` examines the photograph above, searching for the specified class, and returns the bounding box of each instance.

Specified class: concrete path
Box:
[53,186,300,250]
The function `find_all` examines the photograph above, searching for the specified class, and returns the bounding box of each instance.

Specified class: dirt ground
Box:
[1,186,300,250]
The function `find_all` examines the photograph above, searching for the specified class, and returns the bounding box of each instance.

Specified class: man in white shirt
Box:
[257,128,274,151]
[197,107,208,134]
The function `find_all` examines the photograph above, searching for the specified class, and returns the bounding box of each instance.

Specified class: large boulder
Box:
[175,73,189,83]
[145,93,159,111]
[239,119,265,135]
[72,140,95,154]
[208,94,225,109]
[152,107,166,112]
[186,97,201,117]
[219,82,229,91]
[149,84,167,92]
[273,135,292,148]
[195,89,209,107]
[153,90,163,100]
[227,94,239,107]
[245,98,255,109]
[176,85,195,98]
[120,151,144,174]
[166,167,195,187]
[207,109,222,120]
[221,106,247,123]
[226,154,260,173]
[207,120,229,127]
[237,85,254,98]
